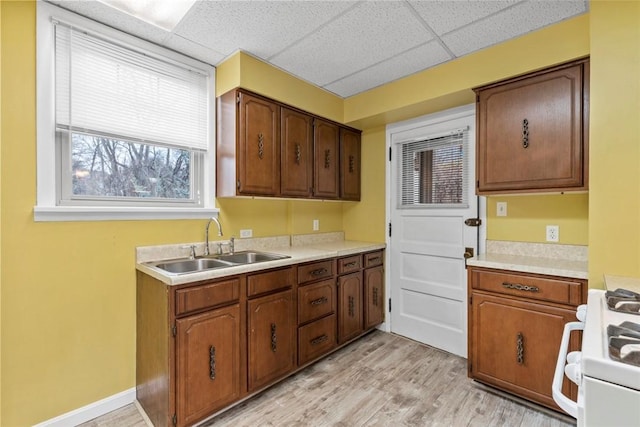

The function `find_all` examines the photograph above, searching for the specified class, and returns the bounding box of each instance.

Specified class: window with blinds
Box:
[53,21,211,205]
[399,128,469,208]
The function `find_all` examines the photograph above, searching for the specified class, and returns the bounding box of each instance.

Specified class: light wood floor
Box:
[81,331,574,426]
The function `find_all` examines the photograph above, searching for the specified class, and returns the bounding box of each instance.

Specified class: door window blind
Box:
[399,128,469,208]
[55,22,209,151]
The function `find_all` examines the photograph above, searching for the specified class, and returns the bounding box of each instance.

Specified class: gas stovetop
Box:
[606,288,640,367]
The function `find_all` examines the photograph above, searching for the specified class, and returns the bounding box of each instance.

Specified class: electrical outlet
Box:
[496,202,507,217]
[239,229,253,238]
[313,219,319,231]
[546,225,559,242]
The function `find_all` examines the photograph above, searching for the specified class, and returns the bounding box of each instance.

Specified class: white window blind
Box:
[54,22,208,151]
[399,128,469,208]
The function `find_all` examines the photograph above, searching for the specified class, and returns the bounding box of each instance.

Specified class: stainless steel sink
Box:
[212,251,290,264]
[148,251,290,275]
[151,258,235,274]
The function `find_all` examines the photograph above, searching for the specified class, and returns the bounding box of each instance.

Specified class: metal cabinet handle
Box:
[295,143,301,164]
[502,282,539,293]
[348,155,355,173]
[270,323,277,352]
[516,332,524,364]
[209,346,216,380]
[368,256,380,263]
[310,268,328,276]
[348,296,355,317]
[344,261,358,268]
[310,334,328,346]
[522,119,529,148]
[324,149,331,168]
[310,296,328,306]
[373,287,378,306]
[258,132,264,159]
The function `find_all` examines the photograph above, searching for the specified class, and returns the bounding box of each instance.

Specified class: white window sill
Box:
[33,206,220,222]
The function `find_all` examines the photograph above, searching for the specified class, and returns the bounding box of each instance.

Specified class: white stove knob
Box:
[567,351,582,365]
[576,304,587,322]
[565,362,582,385]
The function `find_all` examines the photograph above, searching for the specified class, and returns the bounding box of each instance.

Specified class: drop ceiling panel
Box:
[270,1,433,87]
[408,0,519,36]
[442,0,589,57]
[174,0,358,59]
[325,41,452,98]
[163,35,226,66]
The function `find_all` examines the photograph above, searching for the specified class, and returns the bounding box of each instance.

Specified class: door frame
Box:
[381,104,486,334]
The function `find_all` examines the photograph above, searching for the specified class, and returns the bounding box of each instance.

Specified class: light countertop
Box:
[466,253,588,279]
[136,238,385,286]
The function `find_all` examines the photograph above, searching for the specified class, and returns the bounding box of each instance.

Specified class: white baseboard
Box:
[33,387,136,427]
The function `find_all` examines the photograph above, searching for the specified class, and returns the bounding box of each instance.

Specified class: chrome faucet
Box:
[204,217,223,256]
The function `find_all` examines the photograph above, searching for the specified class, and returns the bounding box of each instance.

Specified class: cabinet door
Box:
[338,272,363,343]
[470,293,578,410]
[477,62,586,193]
[248,290,296,392]
[340,128,361,200]
[281,107,312,197]
[313,119,339,199]
[238,92,280,195]
[176,304,241,426]
[364,265,384,329]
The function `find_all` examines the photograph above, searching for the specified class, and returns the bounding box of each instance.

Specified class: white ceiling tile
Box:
[163,35,227,66]
[408,0,518,36]
[270,1,432,87]
[173,0,358,58]
[324,41,452,98]
[46,0,171,44]
[442,0,588,57]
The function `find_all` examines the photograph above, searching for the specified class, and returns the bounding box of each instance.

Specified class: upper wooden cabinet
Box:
[217,89,361,200]
[474,58,589,194]
[313,119,340,199]
[340,128,361,201]
[281,107,313,197]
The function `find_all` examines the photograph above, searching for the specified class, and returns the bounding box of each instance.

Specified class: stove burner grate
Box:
[605,288,640,315]
[608,321,640,367]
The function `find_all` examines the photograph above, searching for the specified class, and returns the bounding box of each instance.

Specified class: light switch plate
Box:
[240,229,253,238]
[496,202,507,217]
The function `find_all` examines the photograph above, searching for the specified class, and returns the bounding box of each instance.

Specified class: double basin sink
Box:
[148,251,290,275]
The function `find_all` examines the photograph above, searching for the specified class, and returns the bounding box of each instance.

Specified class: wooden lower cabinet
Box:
[137,249,385,427]
[467,267,586,412]
[364,265,384,329]
[338,272,363,343]
[247,289,296,392]
[176,304,241,426]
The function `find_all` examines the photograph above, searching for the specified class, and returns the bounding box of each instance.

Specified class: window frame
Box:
[35,2,218,221]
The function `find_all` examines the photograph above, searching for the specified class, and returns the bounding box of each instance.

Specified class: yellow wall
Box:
[486,194,589,245]
[7,0,634,424]
[588,0,640,286]
[0,1,3,424]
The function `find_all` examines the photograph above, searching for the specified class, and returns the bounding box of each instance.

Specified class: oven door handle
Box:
[552,320,584,418]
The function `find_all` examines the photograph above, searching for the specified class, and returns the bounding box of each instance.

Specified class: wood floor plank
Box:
[81,331,574,427]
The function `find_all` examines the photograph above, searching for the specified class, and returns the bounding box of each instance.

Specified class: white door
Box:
[386,105,479,358]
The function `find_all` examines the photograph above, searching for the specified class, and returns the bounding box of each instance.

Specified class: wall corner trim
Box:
[32,388,136,427]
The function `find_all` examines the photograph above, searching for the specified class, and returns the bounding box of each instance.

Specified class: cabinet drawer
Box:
[247,267,294,297]
[175,278,240,316]
[297,260,334,285]
[298,279,336,324]
[364,251,383,268]
[470,268,584,306]
[338,255,361,274]
[298,314,337,366]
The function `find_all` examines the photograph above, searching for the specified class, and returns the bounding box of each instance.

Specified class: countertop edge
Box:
[137,241,386,286]
[467,255,588,280]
